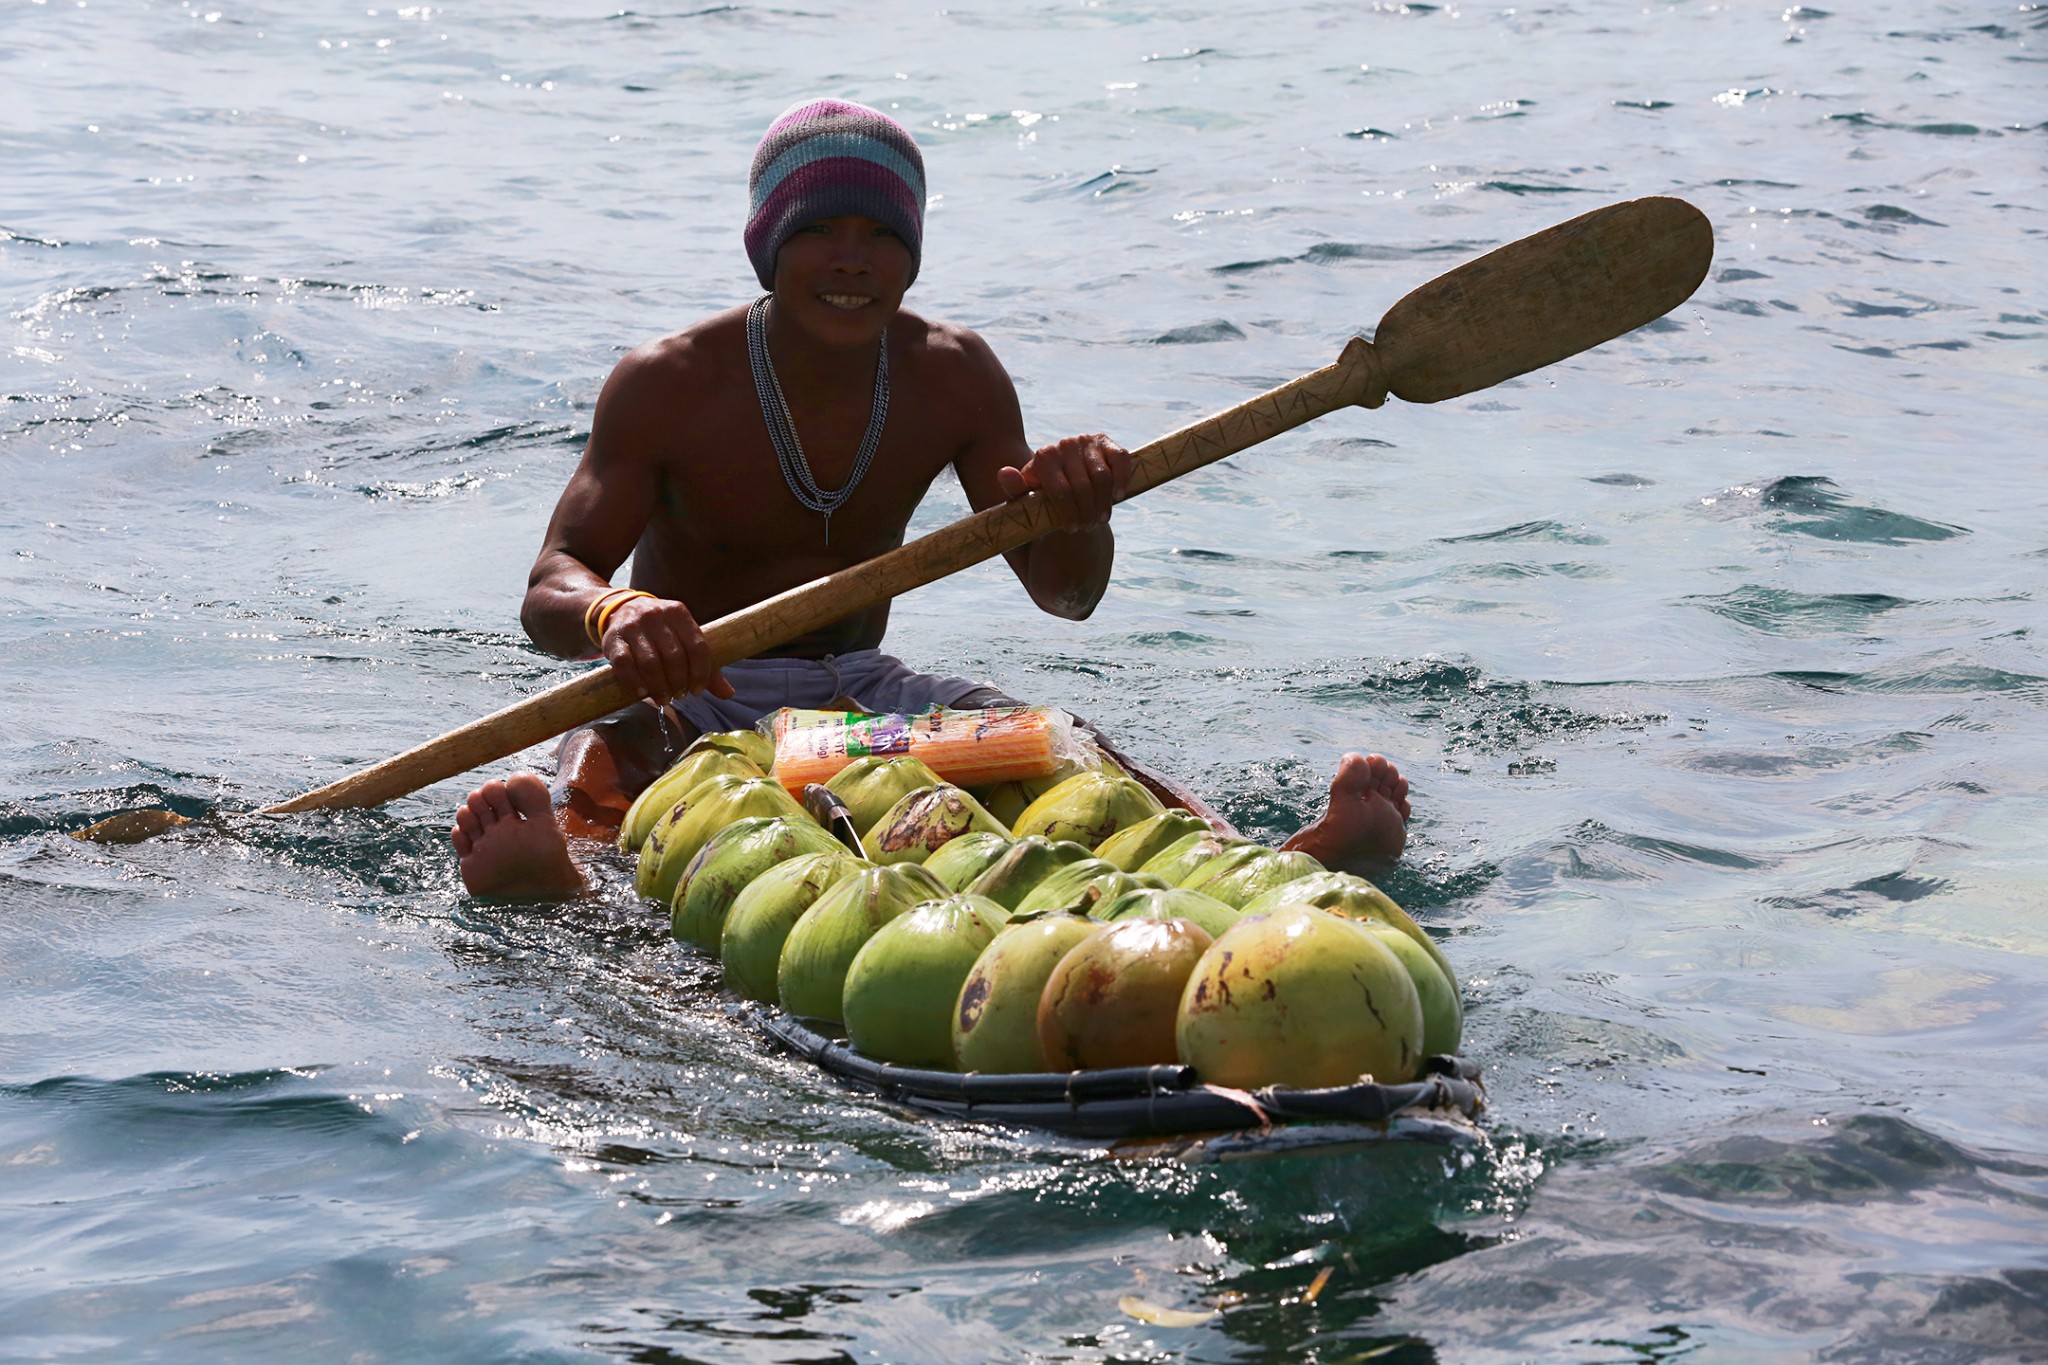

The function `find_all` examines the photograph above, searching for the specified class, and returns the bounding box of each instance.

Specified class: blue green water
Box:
[5,2,2045,1359]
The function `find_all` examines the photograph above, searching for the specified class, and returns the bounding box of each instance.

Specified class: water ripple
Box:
[1697,476,1967,544]
[1688,585,1912,635]
[1438,519,1606,546]
[1386,1114,2048,1360]
[6,2,2048,1357]
[1770,658,2047,700]
[1290,660,1667,756]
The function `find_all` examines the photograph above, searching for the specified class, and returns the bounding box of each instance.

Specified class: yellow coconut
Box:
[952,914,1102,1074]
[824,755,944,837]
[1038,917,1214,1070]
[1238,871,1456,1003]
[1010,771,1164,849]
[1176,905,1424,1088]
[616,747,764,854]
[1092,810,1213,872]
[634,775,808,906]
[861,783,1010,865]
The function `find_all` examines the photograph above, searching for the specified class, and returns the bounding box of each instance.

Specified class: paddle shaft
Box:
[264,196,1712,815]
[261,346,1384,813]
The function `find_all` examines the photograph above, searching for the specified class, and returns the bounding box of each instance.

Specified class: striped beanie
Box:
[745,99,926,291]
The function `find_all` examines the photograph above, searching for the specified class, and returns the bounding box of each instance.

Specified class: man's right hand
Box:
[599,594,735,704]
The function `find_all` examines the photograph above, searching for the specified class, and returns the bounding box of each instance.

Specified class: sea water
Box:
[3,2,2044,1360]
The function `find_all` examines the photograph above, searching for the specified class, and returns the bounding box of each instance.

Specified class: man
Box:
[452,99,1409,898]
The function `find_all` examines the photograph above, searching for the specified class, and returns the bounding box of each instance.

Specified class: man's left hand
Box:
[996,433,1132,531]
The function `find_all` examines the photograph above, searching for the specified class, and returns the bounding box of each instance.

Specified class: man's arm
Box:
[522,344,732,703]
[947,329,1133,620]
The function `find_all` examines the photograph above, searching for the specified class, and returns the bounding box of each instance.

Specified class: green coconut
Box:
[1095,885,1241,939]
[1009,770,1165,848]
[671,815,849,952]
[777,862,948,1024]
[1180,845,1324,909]
[824,754,944,837]
[1092,810,1214,872]
[1039,917,1214,1070]
[842,894,1009,1068]
[635,775,809,906]
[860,783,1010,865]
[616,747,764,854]
[720,850,871,1002]
[1238,871,1455,996]
[681,726,775,775]
[952,914,1103,1074]
[970,753,1108,831]
[1364,923,1462,1059]
[1008,857,1127,918]
[1240,869,1404,924]
[963,835,1098,912]
[1177,906,1424,1088]
[1135,830,1251,886]
[922,831,1014,892]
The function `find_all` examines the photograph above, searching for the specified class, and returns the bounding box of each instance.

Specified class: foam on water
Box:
[4,1,2046,1359]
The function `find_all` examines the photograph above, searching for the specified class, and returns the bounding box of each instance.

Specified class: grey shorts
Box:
[673,648,1015,735]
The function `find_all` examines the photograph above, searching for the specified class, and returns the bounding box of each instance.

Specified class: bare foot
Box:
[1281,752,1410,878]
[452,772,587,900]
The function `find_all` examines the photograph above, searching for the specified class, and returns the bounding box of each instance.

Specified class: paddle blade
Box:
[73,808,192,844]
[1371,196,1713,405]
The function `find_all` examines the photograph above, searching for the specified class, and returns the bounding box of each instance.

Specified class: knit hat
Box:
[745,99,926,291]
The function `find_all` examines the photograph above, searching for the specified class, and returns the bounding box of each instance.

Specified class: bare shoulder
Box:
[893,310,1016,399]
[603,305,749,410]
[894,311,1028,483]
[580,306,751,473]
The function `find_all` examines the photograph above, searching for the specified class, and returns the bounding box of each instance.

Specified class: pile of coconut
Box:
[619,728,1460,1090]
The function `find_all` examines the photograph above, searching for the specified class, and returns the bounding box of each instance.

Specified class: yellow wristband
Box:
[593,589,653,645]
[583,587,634,649]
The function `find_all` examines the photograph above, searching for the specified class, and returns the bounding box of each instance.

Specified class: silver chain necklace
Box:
[745,294,889,546]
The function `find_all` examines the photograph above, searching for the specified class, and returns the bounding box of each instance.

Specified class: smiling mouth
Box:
[819,293,874,310]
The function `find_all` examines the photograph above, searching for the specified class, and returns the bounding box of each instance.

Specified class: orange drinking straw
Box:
[770,706,1066,792]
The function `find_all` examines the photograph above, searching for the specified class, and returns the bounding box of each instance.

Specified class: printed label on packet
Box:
[844,715,912,758]
[768,704,1069,793]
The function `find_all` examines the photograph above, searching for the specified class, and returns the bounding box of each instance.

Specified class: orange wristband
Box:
[593,589,653,645]
[583,587,634,649]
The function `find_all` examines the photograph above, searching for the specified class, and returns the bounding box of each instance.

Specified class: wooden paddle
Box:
[77,196,1712,842]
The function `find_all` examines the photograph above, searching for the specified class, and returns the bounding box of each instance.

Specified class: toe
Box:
[1331,751,1372,794]
[1366,756,1411,822]
[477,779,514,824]
[1360,752,1401,793]
[505,771,554,821]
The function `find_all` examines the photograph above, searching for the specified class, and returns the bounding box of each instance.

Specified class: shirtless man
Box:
[452,99,1409,899]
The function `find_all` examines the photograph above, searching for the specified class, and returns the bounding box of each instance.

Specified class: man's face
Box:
[771,214,914,347]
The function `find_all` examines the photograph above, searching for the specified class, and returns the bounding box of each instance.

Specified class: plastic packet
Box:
[767,705,1086,792]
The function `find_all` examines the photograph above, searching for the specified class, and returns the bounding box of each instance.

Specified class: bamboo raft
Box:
[756,1008,1485,1155]
[755,722,1485,1156]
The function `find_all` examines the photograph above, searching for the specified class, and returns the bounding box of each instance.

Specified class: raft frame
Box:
[756,1009,1485,1147]
[742,708,1484,1151]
